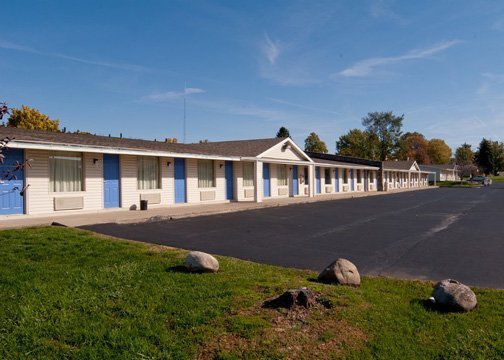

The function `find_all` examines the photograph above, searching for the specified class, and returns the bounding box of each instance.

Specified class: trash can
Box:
[140,199,148,211]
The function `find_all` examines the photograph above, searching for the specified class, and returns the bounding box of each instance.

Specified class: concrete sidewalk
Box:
[0,187,435,229]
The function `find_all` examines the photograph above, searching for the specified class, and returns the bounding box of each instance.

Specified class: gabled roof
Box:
[0,126,287,159]
[189,137,286,157]
[382,160,417,171]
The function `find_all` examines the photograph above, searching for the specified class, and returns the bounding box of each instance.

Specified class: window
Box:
[277,165,288,186]
[343,169,348,184]
[357,169,362,183]
[243,162,254,187]
[137,156,159,190]
[324,169,331,184]
[198,159,215,188]
[49,152,83,192]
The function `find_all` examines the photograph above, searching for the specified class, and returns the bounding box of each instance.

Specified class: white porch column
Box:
[254,160,263,203]
[308,164,315,197]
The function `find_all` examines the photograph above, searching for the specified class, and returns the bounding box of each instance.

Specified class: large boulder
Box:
[185,251,219,273]
[318,258,361,286]
[432,279,477,312]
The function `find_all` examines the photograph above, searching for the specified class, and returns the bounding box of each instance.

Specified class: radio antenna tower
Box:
[183,81,187,143]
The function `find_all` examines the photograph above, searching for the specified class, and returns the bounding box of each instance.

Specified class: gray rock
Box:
[318,258,360,286]
[432,279,477,312]
[263,287,316,309]
[185,251,219,273]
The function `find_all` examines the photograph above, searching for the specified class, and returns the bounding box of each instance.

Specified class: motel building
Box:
[0,127,431,218]
[382,160,431,190]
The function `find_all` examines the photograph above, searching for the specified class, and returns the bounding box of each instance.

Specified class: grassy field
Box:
[491,175,504,183]
[437,181,480,188]
[0,227,503,359]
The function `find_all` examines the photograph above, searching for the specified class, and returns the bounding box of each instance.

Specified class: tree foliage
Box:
[336,129,380,159]
[362,111,403,161]
[304,132,328,153]
[427,138,452,164]
[455,143,474,166]
[396,132,430,164]
[276,126,290,138]
[475,138,504,175]
[7,105,59,132]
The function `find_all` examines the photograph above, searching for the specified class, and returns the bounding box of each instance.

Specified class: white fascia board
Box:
[256,138,314,163]
[8,140,239,161]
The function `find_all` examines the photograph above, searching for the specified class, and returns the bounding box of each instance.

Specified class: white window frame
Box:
[324,168,331,185]
[277,165,288,186]
[137,156,160,190]
[49,152,84,192]
[243,162,254,187]
[198,159,215,188]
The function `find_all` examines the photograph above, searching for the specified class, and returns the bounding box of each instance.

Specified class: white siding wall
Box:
[186,158,227,204]
[120,155,173,210]
[25,150,103,215]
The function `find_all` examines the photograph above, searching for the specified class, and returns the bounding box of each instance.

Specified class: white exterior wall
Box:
[186,158,227,204]
[25,150,103,215]
[120,155,173,210]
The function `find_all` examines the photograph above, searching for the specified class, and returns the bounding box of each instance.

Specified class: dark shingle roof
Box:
[0,126,285,158]
[382,160,416,171]
[419,164,457,171]
[188,138,286,157]
[311,157,379,169]
[306,152,381,167]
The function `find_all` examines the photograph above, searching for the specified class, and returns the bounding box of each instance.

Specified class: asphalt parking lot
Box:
[83,184,504,288]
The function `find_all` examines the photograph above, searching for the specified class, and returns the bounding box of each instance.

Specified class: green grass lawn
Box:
[491,175,504,183]
[1,227,503,359]
[437,181,480,188]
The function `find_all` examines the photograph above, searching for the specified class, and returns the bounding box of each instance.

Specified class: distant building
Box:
[419,164,459,182]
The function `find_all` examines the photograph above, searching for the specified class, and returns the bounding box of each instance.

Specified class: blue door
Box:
[315,167,321,194]
[174,158,186,203]
[334,169,339,192]
[364,170,368,191]
[103,154,120,208]
[0,148,24,215]
[225,161,234,200]
[350,169,355,191]
[263,163,270,197]
[292,165,298,196]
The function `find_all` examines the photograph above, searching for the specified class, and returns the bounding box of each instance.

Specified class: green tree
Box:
[427,139,452,164]
[396,132,430,164]
[336,129,380,159]
[455,143,474,166]
[276,126,290,138]
[7,105,59,132]
[304,132,328,153]
[362,111,403,161]
[475,138,504,175]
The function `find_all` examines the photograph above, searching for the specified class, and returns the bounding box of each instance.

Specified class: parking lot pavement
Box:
[83,183,504,289]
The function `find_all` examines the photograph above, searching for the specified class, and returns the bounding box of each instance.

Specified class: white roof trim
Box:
[8,140,238,161]
[241,157,311,165]
[256,138,314,163]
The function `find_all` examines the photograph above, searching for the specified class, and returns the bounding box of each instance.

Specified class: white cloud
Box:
[261,33,281,65]
[337,40,462,77]
[0,39,148,72]
[142,87,205,102]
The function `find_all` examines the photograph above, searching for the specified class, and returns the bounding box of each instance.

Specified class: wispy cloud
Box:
[370,0,407,25]
[267,97,340,115]
[142,87,205,102]
[0,39,148,72]
[261,33,281,65]
[337,40,462,77]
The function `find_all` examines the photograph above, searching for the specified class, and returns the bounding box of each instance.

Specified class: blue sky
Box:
[2,1,504,152]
